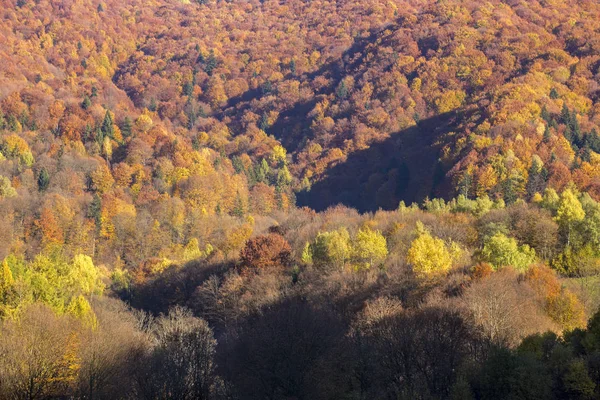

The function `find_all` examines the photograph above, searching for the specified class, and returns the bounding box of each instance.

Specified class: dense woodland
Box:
[4,0,600,398]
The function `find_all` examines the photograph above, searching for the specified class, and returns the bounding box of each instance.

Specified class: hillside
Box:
[3,0,600,398]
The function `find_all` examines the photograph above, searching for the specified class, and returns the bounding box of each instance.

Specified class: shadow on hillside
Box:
[125,259,231,315]
[222,18,412,145]
[216,15,464,212]
[296,112,460,213]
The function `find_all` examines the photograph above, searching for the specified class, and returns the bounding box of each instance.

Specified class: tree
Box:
[0,259,15,314]
[89,163,115,194]
[101,110,114,139]
[0,305,78,399]
[121,117,133,138]
[66,295,97,327]
[352,227,388,269]
[135,113,153,133]
[141,307,218,400]
[270,145,287,167]
[81,95,92,110]
[526,155,545,198]
[356,307,480,399]
[480,233,536,272]
[407,222,452,278]
[75,297,146,399]
[206,76,228,108]
[102,136,112,163]
[204,50,218,76]
[68,254,105,296]
[465,268,554,347]
[240,233,291,271]
[555,189,585,246]
[0,176,17,198]
[88,194,102,232]
[276,165,292,188]
[38,167,50,192]
[254,159,270,183]
[562,360,595,400]
[231,192,246,217]
[310,228,352,270]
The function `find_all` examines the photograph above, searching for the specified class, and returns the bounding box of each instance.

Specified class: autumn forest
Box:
[3,0,600,398]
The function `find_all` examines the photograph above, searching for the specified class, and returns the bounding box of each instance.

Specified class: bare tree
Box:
[136,306,218,400]
[463,269,555,347]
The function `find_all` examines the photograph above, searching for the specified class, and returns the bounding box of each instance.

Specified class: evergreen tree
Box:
[259,112,269,131]
[183,81,194,97]
[121,116,133,138]
[277,165,292,188]
[81,95,91,110]
[526,155,544,198]
[88,194,102,232]
[37,167,50,192]
[204,50,218,76]
[255,159,270,183]
[148,98,158,112]
[336,80,348,99]
[541,105,550,123]
[571,110,582,147]
[101,110,114,139]
[561,103,571,125]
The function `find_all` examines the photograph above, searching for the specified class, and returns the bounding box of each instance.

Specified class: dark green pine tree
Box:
[232,156,245,174]
[571,110,582,147]
[205,50,218,76]
[81,95,92,110]
[540,105,550,123]
[88,194,102,232]
[148,98,158,112]
[336,80,348,99]
[121,116,133,138]
[561,104,571,125]
[183,81,194,97]
[259,112,269,131]
[101,110,114,139]
[37,168,50,192]
[586,128,600,153]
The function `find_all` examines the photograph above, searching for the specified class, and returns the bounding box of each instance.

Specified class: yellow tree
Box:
[555,188,585,246]
[407,222,452,278]
[0,259,15,316]
[352,227,388,269]
[206,76,228,109]
[66,295,98,328]
[311,228,352,270]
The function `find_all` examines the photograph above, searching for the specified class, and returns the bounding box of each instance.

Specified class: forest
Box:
[3,0,600,398]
